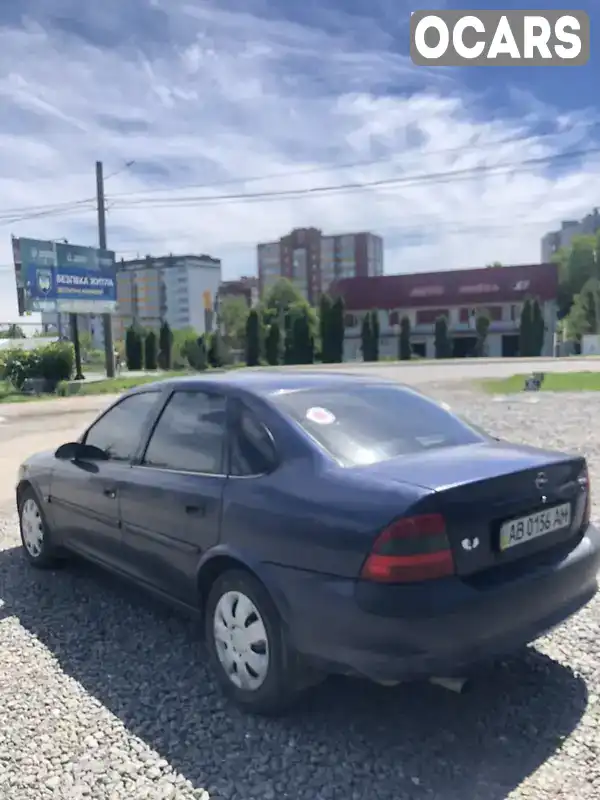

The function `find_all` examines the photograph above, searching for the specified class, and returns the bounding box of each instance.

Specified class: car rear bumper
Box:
[264,524,600,683]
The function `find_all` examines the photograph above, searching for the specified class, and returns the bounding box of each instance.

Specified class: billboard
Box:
[14,237,117,314]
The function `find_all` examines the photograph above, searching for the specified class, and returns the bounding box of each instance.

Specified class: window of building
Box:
[416,309,449,325]
[84,392,160,461]
[143,391,227,474]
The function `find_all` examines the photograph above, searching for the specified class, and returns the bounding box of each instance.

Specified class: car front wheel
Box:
[205,569,311,715]
[18,488,62,569]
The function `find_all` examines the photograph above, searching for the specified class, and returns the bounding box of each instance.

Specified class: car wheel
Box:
[18,488,62,569]
[205,569,308,715]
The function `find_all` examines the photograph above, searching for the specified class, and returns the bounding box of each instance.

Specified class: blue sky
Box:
[0,0,598,323]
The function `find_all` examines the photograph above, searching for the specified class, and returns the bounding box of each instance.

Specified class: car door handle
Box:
[185,503,206,516]
[103,488,117,499]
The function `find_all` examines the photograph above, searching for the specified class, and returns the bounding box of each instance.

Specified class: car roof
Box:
[127,369,410,398]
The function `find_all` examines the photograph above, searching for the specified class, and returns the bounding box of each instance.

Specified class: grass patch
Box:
[0,381,41,403]
[480,371,600,394]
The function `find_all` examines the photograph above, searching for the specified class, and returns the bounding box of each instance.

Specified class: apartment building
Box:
[257,228,383,303]
[541,208,600,262]
[112,253,222,341]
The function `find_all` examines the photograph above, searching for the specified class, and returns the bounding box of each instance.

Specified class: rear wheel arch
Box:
[196,554,290,624]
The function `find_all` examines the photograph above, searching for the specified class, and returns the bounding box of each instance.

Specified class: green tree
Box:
[361,313,372,361]
[331,296,345,362]
[370,310,380,361]
[554,233,600,319]
[531,299,545,356]
[125,325,143,370]
[292,307,314,364]
[158,321,173,369]
[265,321,280,366]
[245,309,261,366]
[0,324,25,339]
[519,298,533,356]
[399,316,411,360]
[144,331,158,370]
[319,294,333,363]
[474,310,490,357]
[434,316,451,359]
[219,295,249,350]
[207,332,224,368]
[262,278,306,324]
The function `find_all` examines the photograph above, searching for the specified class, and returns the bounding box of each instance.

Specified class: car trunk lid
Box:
[356,442,588,577]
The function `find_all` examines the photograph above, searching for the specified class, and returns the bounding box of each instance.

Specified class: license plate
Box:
[499,503,571,551]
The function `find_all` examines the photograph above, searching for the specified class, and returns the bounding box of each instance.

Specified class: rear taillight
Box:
[360,513,455,583]
[579,465,591,528]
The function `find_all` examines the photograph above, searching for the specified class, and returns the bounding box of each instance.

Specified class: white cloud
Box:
[0,0,599,324]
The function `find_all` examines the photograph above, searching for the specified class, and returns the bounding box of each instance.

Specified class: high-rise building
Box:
[257,228,383,303]
[541,208,600,262]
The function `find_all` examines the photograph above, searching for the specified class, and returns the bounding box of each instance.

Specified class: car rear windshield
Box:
[270,384,487,467]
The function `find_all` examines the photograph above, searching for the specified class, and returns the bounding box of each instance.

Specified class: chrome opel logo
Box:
[535,472,548,490]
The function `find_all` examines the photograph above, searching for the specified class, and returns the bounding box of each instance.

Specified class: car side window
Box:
[142,390,227,474]
[229,401,277,476]
[84,392,159,462]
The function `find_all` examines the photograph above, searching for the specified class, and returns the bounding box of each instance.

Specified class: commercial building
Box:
[257,228,383,303]
[331,262,558,360]
[541,208,600,262]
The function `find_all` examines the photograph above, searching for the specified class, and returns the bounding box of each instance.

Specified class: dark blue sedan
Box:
[16,372,600,714]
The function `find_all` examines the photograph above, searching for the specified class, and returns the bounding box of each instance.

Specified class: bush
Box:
[182,334,207,370]
[39,342,74,384]
[0,342,74,390]
[207,332,225,368]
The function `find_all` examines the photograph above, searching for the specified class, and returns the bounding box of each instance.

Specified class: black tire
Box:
[204,569,310,715]
[18,487,63,569]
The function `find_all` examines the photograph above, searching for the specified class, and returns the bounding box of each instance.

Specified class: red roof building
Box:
[330,263,559,360]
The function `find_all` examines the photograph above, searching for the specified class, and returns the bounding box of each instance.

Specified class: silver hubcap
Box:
[213,590,269,690]
[21,498,44,558]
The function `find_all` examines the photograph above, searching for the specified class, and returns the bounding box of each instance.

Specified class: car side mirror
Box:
[55,442,109,461]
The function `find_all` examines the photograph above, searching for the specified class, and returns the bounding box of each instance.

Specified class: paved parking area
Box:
[0,381,600,798]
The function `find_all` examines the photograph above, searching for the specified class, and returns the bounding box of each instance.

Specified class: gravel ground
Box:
[1,387,600,800]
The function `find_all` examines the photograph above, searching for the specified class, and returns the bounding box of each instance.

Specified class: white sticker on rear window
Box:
[306,406,336,425]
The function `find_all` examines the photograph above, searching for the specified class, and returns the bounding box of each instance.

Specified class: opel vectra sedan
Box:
[17,372,600,714]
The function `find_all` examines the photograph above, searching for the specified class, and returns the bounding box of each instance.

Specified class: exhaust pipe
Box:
[429,676,470,694]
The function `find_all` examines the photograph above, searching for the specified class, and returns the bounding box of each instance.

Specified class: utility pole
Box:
[96,161,115,378]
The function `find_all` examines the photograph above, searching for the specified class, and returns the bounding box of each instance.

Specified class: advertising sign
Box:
[15,238,117,314]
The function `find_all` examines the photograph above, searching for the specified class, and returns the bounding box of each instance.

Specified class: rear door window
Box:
[269,385,486,467]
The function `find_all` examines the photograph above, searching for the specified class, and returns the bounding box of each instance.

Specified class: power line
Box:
[101,145,600,212]
[0,161,135,228]
[0,127,596,223]
[97,121,600,201]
